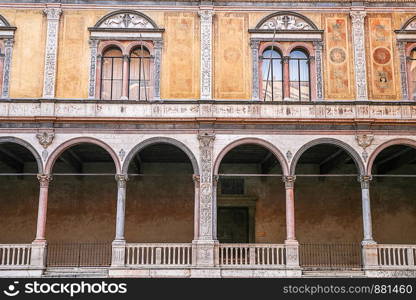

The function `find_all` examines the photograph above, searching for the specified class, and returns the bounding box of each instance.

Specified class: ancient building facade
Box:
[0,0,415,278]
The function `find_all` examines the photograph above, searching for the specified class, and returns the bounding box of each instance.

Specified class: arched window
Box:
[129,46,153,100]
[260,47,283,101]
[100,47,123,100]
[410,48,416,100]
[289,49,310,101]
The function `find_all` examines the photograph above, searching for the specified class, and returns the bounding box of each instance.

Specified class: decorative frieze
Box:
[198,10,215,100]
[1,38,13,99]
[42,7,62,99]
[350,10,368,101]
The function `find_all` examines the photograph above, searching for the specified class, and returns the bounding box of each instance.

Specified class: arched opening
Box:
[260,46,283,101]
[129,46,153,100]
[370,144,416,244]
[289,49,310,101]
[124,142,195,243]
[100,47,123,100]
[292,142,363,269]
[216,143,285,244]
[46,143,117,267]
[0,140,40,243]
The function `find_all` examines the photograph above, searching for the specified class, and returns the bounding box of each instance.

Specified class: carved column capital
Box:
[115,174,129,188]
[43,7,62,20]
[88,39,99,48]
[312,40,324,51]
[250,39,260,49]
[350,10,367,24]
[283,176,296,189]
[198,9,215,20]
[3,38,14,47]
[358,175,372,189]
[282,56,290,64]
[154,39,164,50]
[37,174,53,187]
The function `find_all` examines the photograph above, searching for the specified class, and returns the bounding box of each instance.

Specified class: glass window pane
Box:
[129,47,152,100]
[411,49,416,99]
[261,48,283,101]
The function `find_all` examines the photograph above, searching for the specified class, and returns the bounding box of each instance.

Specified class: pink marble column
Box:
[283,56,291,101]
[34,174,52,242]
[283,175,296,241]
[193,175,200,240]
[121,55,129,100]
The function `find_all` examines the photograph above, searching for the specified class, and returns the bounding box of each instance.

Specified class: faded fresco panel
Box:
[324,15,354,99]
[3,9,46,98]
[366,15,399,100]
[214,13,250,99]
[161,12,199,99]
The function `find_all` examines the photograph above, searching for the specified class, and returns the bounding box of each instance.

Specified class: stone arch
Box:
[213,137,289,176]
[93,10,160,29]
[122,137,199,175]
[399,15,416,31]
[0,136,43,173]
[45,137,121,174]
[255,11,319,31]
[367,138,416,176]
[290,138,365,175]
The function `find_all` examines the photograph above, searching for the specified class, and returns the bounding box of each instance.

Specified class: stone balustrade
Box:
[219,244,286,267]
[376,244,416,268]
[125,243,193,266]
[0,244,32,267]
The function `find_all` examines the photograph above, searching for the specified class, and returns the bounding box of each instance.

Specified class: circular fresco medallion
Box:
[373,47,391,65]
[329,48,346,64]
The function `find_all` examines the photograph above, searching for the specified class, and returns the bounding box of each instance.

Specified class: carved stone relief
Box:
[98,13,155,29]
[259,15,313,31]
[199,10,214,100]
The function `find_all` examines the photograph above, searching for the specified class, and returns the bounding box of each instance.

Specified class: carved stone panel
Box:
[199,10,214,100]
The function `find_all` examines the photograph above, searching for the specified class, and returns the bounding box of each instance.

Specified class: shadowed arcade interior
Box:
[125,143,194,243]
[0,142,39,243]
[217,143,286,244]
[371,144,416,244]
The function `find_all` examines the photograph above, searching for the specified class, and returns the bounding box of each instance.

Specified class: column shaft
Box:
[283,57,291,100]
[283,176,296,241]
[115,174,128,241]
[35,174,52,241]
[359,176,374,243]
[121,55,129,100]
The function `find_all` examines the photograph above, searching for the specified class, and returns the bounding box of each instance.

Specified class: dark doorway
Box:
[218,207,249,243]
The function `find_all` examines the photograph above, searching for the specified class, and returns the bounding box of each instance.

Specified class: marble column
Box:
[359,175,375,244]
[31,174,52,268]
[121,55,129,100]
[193,175,201,240]
[198,10,214,100]
[87,39,99,99]
[112,174,128,267]
[42,7,62,99]
[1,38,13,99]
[282,175,299,268]
[283,56,291,101]
[350,10,368,101]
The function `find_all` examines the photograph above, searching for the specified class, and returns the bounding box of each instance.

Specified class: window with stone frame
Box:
[0,15,15,99]
[88,10,164,100]
[395,16,416,100]
[249,12,323,101]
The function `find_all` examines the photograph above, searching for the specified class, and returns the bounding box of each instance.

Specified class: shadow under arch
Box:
[367,138,416,176]
[213,137,289,176]
[45,137,121,174]
[122,137,199,175]
[0,136,43,173]
[290,138,365,175]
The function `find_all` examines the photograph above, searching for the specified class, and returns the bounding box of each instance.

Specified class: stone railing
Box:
[0,244,32,267]
[125,243,192,266]
[376,244,416,268]
[219,244,286,267]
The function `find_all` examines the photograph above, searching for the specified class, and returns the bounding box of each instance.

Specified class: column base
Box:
[284,239,300,268]
[111,239,126,267]
[30,240,47,268]
[362,240,378,269]
[192,239,219,267]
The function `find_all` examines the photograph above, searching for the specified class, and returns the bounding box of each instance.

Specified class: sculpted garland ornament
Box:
[99,13,154,29]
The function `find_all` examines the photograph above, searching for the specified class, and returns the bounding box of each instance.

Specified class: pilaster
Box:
[153,39,163,100]
[250,39,260,100]
[1,38,13,98]
[42,7,62,99]
[198,9,214,100]
[88,39,99,99]
[350,10,368,101]
[313,41,324,101]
